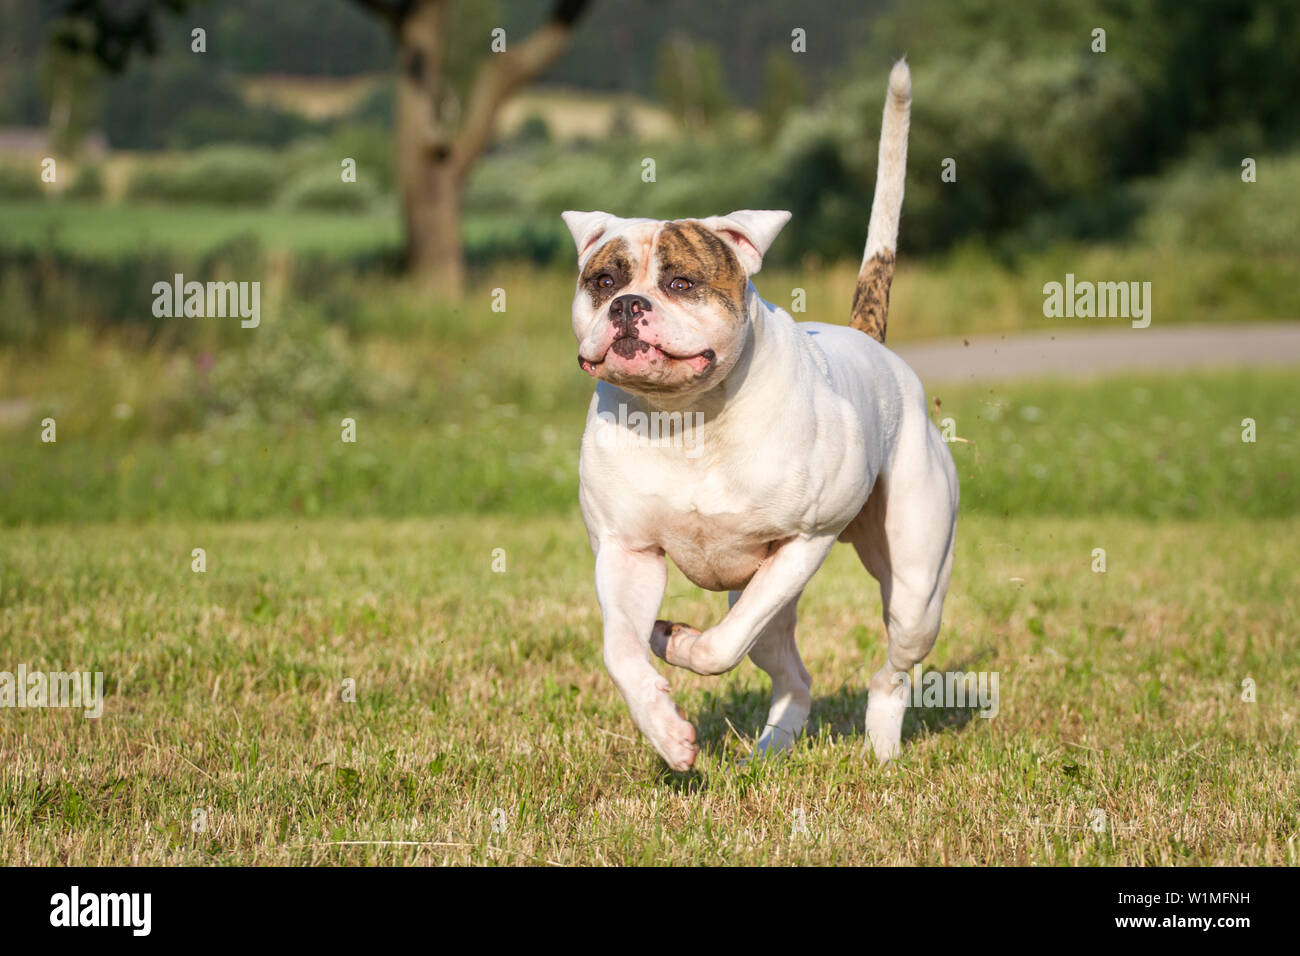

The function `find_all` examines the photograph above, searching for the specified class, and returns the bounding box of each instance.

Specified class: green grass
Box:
[2,199,1298,338]
[0,200,568,267]
[1,226,1295,864]
[0,200,402,259]
[1,512,1295,865]
[2,364,1296,524]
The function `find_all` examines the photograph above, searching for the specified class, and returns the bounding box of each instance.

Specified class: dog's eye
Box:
[669,277,693,292]
[595,274,615,289]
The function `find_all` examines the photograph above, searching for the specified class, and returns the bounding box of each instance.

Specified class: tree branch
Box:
[52,0,189,73]
[449,0,591,180]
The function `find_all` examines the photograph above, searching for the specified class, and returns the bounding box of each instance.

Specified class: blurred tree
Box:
[551,0,875,101]
[654,36,732,133]
[46,0,192,154]
[48,0,592,294]
[514,113,553,146]
[0,0,47,125]
[350,0,591,293]
[759,49,808,139]
[208,0,391,75]
[41,20,104,156]
[823,0,1300,255]
[1122,0,1300,161]
[48,0,188,71]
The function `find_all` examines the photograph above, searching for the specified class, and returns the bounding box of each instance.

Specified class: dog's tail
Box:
[850,59,911,344]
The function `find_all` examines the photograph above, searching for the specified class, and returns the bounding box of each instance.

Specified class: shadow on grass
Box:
[656,654,993,783]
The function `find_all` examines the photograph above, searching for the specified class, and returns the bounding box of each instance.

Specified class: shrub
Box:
[0,164,41,200]
[513,113,552,146]
[276,167,379,212]
[201,319,377,426]
[312,123,398,195]
[126,146,285,206]
[464,216,570,268]
[1135,150,1300,258]
[66,164,105,201]
[168,103,318,150]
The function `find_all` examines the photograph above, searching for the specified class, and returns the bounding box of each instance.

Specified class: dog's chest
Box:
[652,508,776,592]
[593,441,793,591]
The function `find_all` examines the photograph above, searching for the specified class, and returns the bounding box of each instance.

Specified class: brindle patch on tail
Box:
[850,249,895,343]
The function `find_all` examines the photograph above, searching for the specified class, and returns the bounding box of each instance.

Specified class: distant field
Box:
[239,74,384,121]
[1,512,1295,865]
[496,87,689,141]
[3,198,1298,341]
[232,75,685,140]
[0,200,402,258]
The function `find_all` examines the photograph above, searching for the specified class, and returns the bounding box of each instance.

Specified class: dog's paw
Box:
[638,675,698,771]
[865,691,906,763]
[654,713,698,772]
[650,619,701,667]
[754,723,800,757]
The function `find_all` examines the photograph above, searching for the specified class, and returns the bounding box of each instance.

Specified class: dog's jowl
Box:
[563,60,959,771]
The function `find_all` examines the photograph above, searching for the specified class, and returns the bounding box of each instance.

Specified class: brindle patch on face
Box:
[580,237,635,308]
[654,222,748,324]
[850,249,895,343]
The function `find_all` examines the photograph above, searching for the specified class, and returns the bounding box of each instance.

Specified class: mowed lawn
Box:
[1,510,1296,866]
[2,279,1297,866]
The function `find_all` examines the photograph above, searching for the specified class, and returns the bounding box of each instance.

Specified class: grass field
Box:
[1,195,1296,863]
[1,511,1296,866]
[3,356,1296,524]
[0,200,403,259]
[3,15,1298,871]
[2,363,1298,865]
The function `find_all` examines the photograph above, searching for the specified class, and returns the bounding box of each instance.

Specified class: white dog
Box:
[563,61,958,771]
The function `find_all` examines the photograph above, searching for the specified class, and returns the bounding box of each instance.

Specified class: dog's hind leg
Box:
[844,426,958,762]
[737,592,811,755]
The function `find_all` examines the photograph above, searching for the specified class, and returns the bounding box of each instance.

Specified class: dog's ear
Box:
[561,210,615,262]
[696,210,792,274]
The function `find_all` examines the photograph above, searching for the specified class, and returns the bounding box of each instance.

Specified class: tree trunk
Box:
[389,0,590,296]
[400,150,464,295]
[395,0,464,294]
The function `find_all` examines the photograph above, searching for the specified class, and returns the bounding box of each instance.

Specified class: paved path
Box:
[891,322,1300,385]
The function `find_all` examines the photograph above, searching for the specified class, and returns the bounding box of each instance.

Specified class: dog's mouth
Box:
[610,335,657,360]
[579,338,717,378]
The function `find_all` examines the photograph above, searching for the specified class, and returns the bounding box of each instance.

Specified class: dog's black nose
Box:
[609,294,652,322]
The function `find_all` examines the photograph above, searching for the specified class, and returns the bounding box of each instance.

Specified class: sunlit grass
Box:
[1,513,1295,865]
[2,358,1295,523]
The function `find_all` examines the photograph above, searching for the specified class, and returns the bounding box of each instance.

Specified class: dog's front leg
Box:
[594,540,698,771]
[651,533,837,676]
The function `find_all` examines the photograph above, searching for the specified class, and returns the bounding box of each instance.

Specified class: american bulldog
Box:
[564,61,958,770]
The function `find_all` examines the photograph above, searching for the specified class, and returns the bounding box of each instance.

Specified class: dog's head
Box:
[563,210,790,399]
